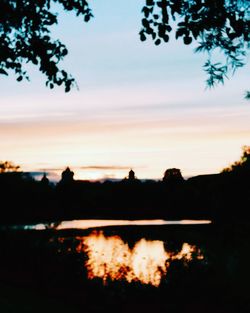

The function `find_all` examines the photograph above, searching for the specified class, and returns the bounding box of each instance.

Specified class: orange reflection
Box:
[78,231,203,287]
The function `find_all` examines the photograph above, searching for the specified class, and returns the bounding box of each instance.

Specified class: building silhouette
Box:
[128,169,136,180]
[60,167,74,184]
[40,173,49,186]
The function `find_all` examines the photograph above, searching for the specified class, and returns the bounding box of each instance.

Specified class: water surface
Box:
[74,230,204,286]
[27,219,211,230]
[5,219,210,286]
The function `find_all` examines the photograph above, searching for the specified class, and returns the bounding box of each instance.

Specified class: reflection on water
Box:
[20,219,211,231]
[76,231,203,287]
[57,219,211,230]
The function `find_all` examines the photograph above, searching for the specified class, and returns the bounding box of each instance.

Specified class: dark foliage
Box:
[140,0,250,88]
[0,160,20,173]
[222,145,250,172]
[0,0,93,91]
[1,1,250,91]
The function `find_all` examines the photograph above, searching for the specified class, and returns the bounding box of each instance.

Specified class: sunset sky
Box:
[0,0,250,181]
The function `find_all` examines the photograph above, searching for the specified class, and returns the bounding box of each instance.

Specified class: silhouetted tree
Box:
[222,146,250,172]
[0,0,92,91]
[163,168,184,182]
[140,0,250,92]
[0,161,20,173]
[1,1,250,93]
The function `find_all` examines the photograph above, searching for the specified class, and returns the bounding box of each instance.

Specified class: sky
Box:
[0,0,250,181]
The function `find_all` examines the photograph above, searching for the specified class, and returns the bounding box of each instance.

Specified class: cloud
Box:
[80,165,132,171]
[37,165,138,171]
[37,167,65,172]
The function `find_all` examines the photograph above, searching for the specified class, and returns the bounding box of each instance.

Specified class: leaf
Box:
[175,28,185,39]
[140,31,147,42]
[142,18,149,28]
[84,14,90,22]
[184,36,192,45]
[163,34,169,42]
[146,0,154,6]
[166,25,172,32]
[0,69,8,75]
[142,7,150,18]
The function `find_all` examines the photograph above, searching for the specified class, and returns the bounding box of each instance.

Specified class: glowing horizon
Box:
[0,0,250,181]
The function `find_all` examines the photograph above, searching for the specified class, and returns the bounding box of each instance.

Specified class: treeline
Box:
[0,168,249,224]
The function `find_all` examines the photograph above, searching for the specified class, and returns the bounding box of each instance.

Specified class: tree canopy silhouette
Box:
[1,1,250,92]
[0,161,20,173]
[222,145,250,172]
[140,0,250,91]
[163,168,184,182]
[0,0,92,92]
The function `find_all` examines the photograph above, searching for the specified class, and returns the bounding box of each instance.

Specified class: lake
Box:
[23,219,210,286]
[0,219,247,313]
[5,219,211,286]
[2,219,211,287]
